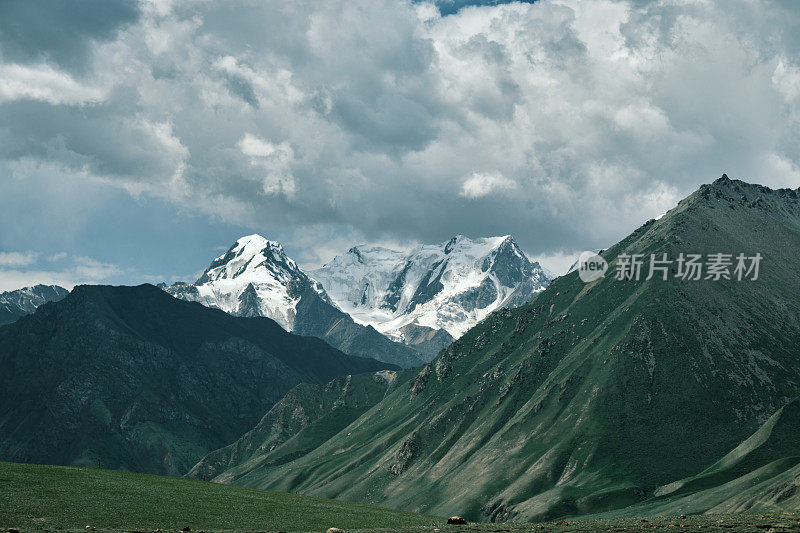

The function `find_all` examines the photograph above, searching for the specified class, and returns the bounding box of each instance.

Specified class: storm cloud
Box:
[0,0,139,72]
[1,0,800,279]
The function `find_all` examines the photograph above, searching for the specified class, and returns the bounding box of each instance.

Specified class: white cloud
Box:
[772,59,800,102]
[0,63,105,105]
[533,250,583,278]
[415,2,441,22]
[460,171,517,199]
[0,255,123,292]
[73,256,124,280]
[140,0,178,18]
[237,134,297,197]
[757,152,800,189]
[0,251,39,267]
[237,134,286,158]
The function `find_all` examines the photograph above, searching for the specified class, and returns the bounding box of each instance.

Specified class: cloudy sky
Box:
[1,0,799,290]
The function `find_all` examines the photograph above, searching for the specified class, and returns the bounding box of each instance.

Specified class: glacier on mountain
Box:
[311,235,550,340]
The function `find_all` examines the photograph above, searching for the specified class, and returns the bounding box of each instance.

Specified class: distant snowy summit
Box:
[311,234,551,342]
[165,234,328,331]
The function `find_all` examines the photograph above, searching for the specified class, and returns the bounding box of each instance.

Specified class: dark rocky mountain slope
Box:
[187,369,410,483]
[0,284,393,475]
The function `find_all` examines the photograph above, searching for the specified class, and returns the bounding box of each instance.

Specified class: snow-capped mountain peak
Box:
[166,234,327,330]
[163,234,428,367]
[196,234,300,285]
[312,234,550,340]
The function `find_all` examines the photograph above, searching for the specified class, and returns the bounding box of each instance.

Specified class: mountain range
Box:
[0,284,392,476]
[163,235,428,368]
[0,284,68,326]
[0,235,552,371]
[2,175,797,524]
[311,234,550,342]
[188,176,800,521]
[164,233,550,366]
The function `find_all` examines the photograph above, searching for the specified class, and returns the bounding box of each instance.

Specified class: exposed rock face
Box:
[311,235,551,342]
[390,439,418,476]
[395,323,455,360]
[236,283,265,318]
[0,284,68,326]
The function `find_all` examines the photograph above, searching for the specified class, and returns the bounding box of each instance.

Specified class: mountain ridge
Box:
[0,283,393,475]
[0,284,68,326]
[187,369,412,483]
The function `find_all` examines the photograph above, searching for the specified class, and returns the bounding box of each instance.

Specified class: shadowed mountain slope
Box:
[0,284,393,475]
[187,369,413,483]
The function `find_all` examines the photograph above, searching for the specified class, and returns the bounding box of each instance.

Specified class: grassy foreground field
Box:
[0,461,437,532]
[1,461,798,532]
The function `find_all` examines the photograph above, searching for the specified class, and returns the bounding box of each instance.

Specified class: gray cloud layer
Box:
[2,0,800,268]
[0,0,139,71]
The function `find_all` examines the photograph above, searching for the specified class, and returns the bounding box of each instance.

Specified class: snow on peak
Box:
[166,234,327,331]
[311,234,550,340]
[198,234,299,285]
[234,233,284,252]
[0,284,69,326]
[165,233,549,345]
